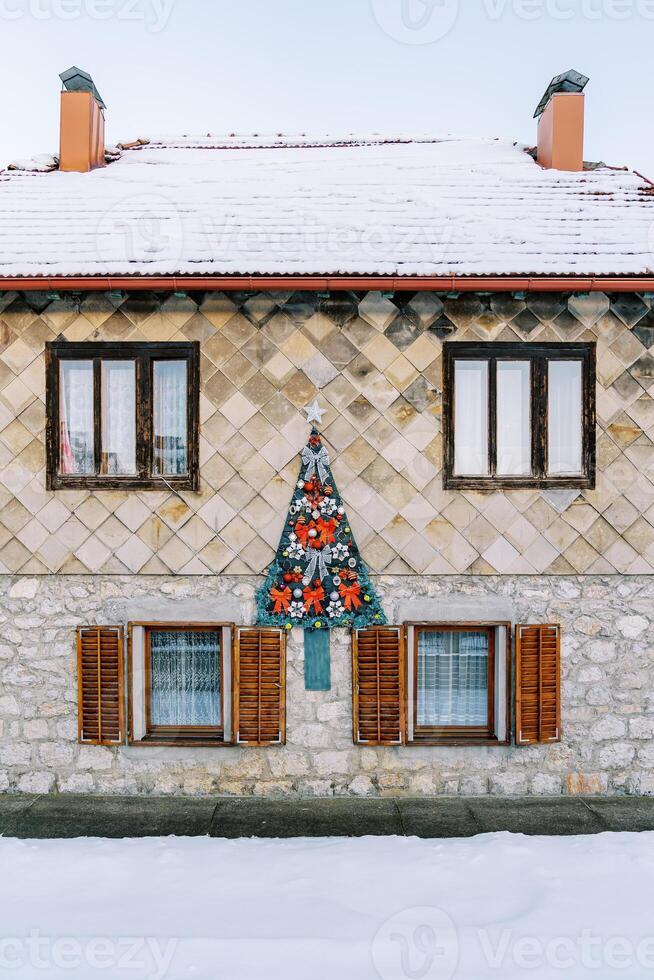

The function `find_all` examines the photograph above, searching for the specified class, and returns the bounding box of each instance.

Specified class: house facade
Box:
[0,70,653,797]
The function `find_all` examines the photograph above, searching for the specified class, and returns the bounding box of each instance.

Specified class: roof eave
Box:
[0,274,653,292]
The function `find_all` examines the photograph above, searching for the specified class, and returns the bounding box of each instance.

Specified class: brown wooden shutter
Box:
[515,624,561,745]
[234,628,286,746]
[352,627,405,745]
[77,626,125,745]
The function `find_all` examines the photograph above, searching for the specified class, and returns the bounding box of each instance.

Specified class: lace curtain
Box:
[150,630,221,727]
[153,360,188,475]
[417,630,489,727]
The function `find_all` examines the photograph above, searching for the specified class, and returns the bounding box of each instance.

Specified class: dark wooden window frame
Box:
[442,342,596,490]
[128,622,233,748]
[406,621,511,747]
[45,341,200,491]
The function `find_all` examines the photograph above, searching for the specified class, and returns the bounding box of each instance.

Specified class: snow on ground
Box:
[1,831,654,979]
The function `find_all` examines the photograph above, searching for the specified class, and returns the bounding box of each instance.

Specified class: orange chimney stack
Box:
[534,70,589,173]
[58,67,106,173]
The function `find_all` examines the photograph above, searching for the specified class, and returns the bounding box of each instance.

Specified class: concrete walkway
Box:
[2,794,654,838]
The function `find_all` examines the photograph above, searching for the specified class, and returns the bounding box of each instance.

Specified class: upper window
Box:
[46,342,199,490]
[442,342,595,489]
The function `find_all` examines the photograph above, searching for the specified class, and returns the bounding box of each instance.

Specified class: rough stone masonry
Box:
[1,573,653,798]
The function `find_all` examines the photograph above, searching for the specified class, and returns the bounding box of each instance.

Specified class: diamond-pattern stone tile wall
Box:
[1,288,654,576]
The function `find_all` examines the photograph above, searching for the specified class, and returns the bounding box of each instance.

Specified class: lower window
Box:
[407,623,508,745]
[146,627,223,740]
[130,623,232,745]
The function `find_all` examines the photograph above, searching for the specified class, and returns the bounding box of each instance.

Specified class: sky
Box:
[0,0,652,177]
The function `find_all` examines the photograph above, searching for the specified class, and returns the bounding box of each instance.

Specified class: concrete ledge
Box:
[2,794,654,839]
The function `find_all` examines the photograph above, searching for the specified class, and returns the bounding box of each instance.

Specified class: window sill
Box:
[129,738,233,748]
[47,476,199,492]
[443,476,594,491]
[409,735,508,747]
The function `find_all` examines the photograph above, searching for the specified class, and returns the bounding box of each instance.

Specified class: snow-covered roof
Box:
[1,134,653,279]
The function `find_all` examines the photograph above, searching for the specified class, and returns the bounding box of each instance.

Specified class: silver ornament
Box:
[337,505,345,515]
[348,558,356,568]
[308,528,318,538]
[296,481,304,489]
[302,576,311,586]
[293,588,303,599]
[289,533,297,541]
[312,509,320,519]
[333,575,341,586]
[330,591,339,601]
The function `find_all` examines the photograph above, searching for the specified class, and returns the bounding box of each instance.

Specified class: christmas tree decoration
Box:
[255,428,386,646]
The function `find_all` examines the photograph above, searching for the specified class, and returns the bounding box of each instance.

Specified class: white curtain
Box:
[59,360,94,474]
[150,630,221,727]
[497,361,531,475]
[548,360,582,474]
[417,630,488,726]
[454,360,488,475]
[101,360,136,474]
[153,360,188,475]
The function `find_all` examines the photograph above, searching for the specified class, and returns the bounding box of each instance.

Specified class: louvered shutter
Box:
[234,628,286,745]
[77,626,125,745]
[352,627,405,745]
[515,624,561,745]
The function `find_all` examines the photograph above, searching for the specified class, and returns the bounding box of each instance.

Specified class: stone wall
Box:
[1,573,653,798]
[0,289,654,577]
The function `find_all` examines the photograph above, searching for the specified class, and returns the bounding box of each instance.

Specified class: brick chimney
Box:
[59,67,106,173]
[534,70,588,172]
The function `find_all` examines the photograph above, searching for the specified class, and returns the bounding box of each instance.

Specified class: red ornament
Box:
[283,573,292,583]
[304,482,313,491]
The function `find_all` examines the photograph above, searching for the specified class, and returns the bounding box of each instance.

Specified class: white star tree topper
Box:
[304,399,327,425]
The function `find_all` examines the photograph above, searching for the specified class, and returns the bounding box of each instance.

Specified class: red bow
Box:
[317,517,337,545]
[270,586,291,613]
[303,584,325,614]
[338,581,362,610]
[294,520,315,547]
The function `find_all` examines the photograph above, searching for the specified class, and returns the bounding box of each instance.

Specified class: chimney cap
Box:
[59,66,106,111]
[533,69,589,119]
